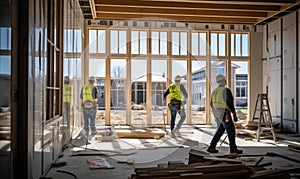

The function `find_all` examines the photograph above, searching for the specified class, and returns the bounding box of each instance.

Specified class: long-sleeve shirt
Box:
[210,87,236,113]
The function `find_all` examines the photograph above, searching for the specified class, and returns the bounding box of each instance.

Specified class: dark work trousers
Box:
[209,119,237,150]
[169,104,186,130]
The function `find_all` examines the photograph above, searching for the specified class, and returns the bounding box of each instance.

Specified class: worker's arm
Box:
[80,88,83,108]
[180,85,188,99]
[163,88,170,99]
[80,88,83,99]
[223,88,238,121]
[92,87,98,103]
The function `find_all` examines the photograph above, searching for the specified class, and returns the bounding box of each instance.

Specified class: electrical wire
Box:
[56,170,77,179]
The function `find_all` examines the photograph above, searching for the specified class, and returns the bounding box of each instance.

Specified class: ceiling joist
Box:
[77,0,300,25]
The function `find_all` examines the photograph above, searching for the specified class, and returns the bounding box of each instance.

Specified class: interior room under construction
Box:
[0,0,300,178]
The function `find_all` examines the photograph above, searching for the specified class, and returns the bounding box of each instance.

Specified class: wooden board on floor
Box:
[115,128,165,139]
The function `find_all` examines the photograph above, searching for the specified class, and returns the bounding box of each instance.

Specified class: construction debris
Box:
[130,149,300,178]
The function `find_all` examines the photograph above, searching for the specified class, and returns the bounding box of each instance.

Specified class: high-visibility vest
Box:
[82,84,94,102]
[63,84,73,103]
[211,87,229,110]
[169,83,182,101]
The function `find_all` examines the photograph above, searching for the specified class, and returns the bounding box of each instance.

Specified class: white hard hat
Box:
[175,75,181,82]
[216,74,226,83]
[88,76,95,81]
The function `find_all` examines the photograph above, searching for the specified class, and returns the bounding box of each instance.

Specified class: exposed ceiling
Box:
[79,0,300,25]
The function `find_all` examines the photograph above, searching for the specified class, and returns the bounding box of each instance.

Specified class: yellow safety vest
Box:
[211,87,229,110]
[169,83,182,101]
[63,84,73,103]
[82,84,94,102]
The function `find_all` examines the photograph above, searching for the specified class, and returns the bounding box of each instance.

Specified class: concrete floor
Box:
[44,125,300,179]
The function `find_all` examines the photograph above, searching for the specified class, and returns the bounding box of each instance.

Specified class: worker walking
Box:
[80,76,98,135]
[207,74,243,154]
[163,75,188,136]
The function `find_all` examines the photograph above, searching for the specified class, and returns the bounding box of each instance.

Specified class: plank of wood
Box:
[115,129,165,139]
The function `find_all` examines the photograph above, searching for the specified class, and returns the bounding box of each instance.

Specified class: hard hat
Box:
[88,76,95,81]
[175,75,181,83]
[64,76,70,82]
[216,74,226,83]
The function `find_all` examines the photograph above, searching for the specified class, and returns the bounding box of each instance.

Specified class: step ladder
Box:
[251,93,276,142]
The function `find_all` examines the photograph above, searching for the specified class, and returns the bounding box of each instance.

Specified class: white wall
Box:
[283,12,297,132]
[262,11,300,133]
[249,32,263,121]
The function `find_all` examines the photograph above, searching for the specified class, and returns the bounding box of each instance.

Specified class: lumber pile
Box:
[131,163,251,179]
[130,149,299,179]
[131,149,252,178]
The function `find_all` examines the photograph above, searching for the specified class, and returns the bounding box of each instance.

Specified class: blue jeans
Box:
[169,104,186,130]
[83,107,96,132]
[209,119,237,150]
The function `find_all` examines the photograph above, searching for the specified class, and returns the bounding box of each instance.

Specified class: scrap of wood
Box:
[202,156,243,164]
[115,129,165,139]
[134,164,251,178]
[188,149,239,164]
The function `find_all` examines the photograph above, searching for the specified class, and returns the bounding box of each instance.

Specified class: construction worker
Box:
[163,75,188,136]
[80,76,98,135]
[207,74,243,154]
[63,76,73,138]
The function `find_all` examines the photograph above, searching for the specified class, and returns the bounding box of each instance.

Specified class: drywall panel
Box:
[284,12,296,28]
[249,32,263,121]
[283,16,297,132]
[268,19,281,58]
[283,23,296,118]
[264,58,281,122]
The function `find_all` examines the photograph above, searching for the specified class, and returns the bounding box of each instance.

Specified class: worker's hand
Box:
[233,113,238,122]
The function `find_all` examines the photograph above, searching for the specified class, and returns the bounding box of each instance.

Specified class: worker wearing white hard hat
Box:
[207,74,243,154]
[163,75,187,137]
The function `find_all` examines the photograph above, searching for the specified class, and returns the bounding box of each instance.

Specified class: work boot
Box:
[170,130,176,137]
[91,130,97,135]
[173,128,182,136]
[230,148,243,154]
[207,146,219,153]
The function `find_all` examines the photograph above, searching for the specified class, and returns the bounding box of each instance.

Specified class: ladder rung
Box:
[259,127,274,131]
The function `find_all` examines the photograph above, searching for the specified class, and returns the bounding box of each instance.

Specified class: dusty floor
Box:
[43,125,300,179]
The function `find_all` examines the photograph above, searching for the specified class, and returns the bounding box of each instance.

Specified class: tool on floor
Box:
[251,93,276,142]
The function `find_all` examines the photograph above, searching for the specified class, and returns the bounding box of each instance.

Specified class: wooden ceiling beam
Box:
[94,0,281,12]
[95,6,267,18]
[142,0,295,6]
[255,0,300,25]
[96,13,258,24]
